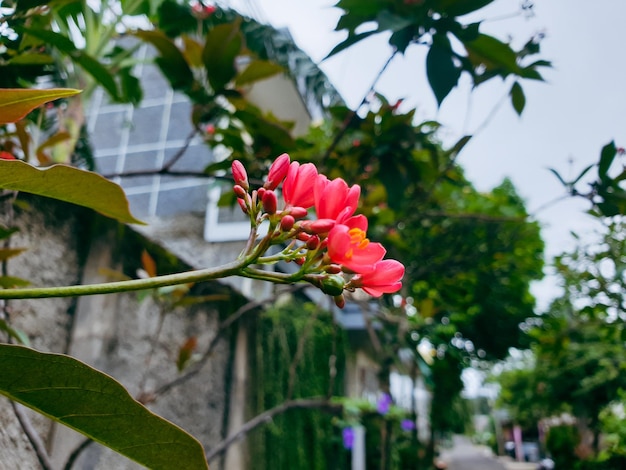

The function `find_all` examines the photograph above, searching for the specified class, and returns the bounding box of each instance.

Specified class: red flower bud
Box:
[0,151,16,160]
[265,153,290,190]
[302,218,336,234]
[233,184,247,198]
[334,295,346,309]
[262,190,278,214]
[295,257,306,265]
[280,215,295,232]
[237,198,248,214]
[297,232,312,242]
[289,207,309,219]
[325,264,342,274]
[231,160,249,190]
[306,235,320,250]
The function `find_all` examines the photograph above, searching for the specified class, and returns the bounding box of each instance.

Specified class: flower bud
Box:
[280,215,295,232]
[237,198,248,214]
[262,190,278,215]
[265,153,290,190]
[306,235,320,250]
[295,257,306,265]
[233,184,247,198]
[325,264,342,274]
[289,207,308,219]
[296,232,312,242]
[231,160,249,190]
[320,274,345,297]
[334,295,346,309]
[302,219,335,234]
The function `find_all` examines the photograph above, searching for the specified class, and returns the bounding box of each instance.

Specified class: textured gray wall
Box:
[0,195,253,470]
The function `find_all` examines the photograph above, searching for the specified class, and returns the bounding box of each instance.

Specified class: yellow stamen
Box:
[347,228,369,255]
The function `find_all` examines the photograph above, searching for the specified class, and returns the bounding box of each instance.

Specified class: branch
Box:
[0,259,246,299]
[161,129,198,172]
[323,50,398,160]
[205,398,342,462]
[63,438,93,470]
[11,401,53,470]
[153,284,307,399]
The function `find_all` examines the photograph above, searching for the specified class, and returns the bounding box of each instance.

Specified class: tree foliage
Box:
[0,0,564,467]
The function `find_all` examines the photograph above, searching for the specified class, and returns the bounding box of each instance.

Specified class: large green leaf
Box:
[0,344,208,470]
[0,160,144,225]
[203,22,243,92]
[465,33,520,75]
[0,88,81,125]
[135,30,195,92]
[234,60,284,87]
[426,35,461,106]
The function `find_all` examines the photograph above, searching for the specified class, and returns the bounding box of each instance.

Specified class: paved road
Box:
[440,435,508,470]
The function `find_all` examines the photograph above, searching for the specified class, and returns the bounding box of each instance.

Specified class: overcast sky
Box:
[228,0,626,308]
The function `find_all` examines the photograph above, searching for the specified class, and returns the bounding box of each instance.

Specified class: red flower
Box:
[283,161,318,209]
[265,153,290,190]
[315,175,360,223]
[327,216,385,273]
[231,160,248,190]
[352,259,404,297]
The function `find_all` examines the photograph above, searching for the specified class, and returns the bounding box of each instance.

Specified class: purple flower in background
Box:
[342,427,355,449]
[401,419,415,432]
[377,393,392,415]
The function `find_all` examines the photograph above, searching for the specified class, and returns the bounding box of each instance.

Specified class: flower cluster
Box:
[231,153,404,307]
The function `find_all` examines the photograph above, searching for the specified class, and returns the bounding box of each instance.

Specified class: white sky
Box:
[230,0,626,309]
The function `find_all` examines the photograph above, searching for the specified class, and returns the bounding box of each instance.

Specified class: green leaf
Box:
[203,22,243,92]
[324,30,378,59]
[389,26,416,53]
[157,0,196,37]
[432,0,495,16]
[7,53,55,65]
[376,10,413,32]
[0,88,81,125]
[0,247,27,261]
[73,51,120,99]
[426,35,461,106]
[0,344,208,470]
[0,275,31,288]
[0,225,19,240]
[598,141,617,181]
[548,168,567,186]
[510,81,525,116]
[572,164,594,185]
[0,319,30,345]
[464,34,520,75]
[0,160,145,225]
[135,30,194,92]
[235,60,284,87]
[19,28,119,99]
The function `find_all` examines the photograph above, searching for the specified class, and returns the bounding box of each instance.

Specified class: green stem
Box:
[240,267,295,284]
[0,260,246,300]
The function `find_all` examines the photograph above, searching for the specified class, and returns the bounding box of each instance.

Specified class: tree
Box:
[496,219,626,460]
[0,0,554,467]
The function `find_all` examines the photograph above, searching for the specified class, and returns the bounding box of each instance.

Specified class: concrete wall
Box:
[0,195,261,469]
